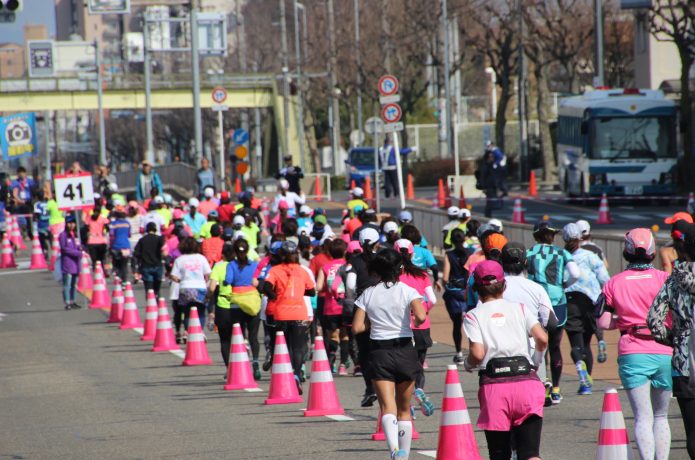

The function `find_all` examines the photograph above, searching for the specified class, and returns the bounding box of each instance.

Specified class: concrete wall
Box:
[633,11,681,89]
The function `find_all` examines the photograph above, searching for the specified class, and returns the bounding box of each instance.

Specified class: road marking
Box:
[617,214,652,221]
[0,269,33,276]
[244,387,263,393]
[325,414,355,422]
[417,450,437,458]
[169,349,185,359]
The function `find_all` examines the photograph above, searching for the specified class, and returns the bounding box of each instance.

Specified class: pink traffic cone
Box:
[0,232,17,268]
[182,307,212,365]
[89,261,111,309]
[224,323,259,390]
[119,282,143,329]
[48,232,60,271]
[265,331,303,405]
[107,279,124,323]
[28,230,48,269]
[596,388,634,460]
[140,289,158,341]
[304,336,344,416]
[436,365,481,459]
[152,298,180,352]
[77,252,93,293]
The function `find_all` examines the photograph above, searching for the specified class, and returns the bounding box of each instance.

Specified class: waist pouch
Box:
[482,356,532,378]
[620,325,655,341]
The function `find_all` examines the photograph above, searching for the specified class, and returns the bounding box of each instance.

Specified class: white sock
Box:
[381,413,399,453]
[398,420,413,454]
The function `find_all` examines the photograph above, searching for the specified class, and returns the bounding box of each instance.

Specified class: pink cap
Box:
[278,200,289,210]
[394,238,414,255]
[346,240,362,254]
[624,228,655,256]
[173,209,184,220]
[473,260,505,287]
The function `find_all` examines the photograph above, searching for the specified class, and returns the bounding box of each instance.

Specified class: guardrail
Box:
[113,162,198,200]
[410,206,668,275]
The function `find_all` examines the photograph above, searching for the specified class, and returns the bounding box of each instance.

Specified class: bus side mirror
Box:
[580,121,588,135]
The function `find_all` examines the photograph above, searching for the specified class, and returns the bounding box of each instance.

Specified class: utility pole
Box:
[517,0,528,182]
[441,0,452,159]
[279,0,290,166]
[327,0,340,176]
[95,40,107,167]
[593,0,604,87]
[293,0,306,171]
[354,0,363,144]
[191,6,204,165]
[143,14,154,164]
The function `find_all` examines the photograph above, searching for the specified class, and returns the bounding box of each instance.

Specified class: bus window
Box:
[589,116,675,160]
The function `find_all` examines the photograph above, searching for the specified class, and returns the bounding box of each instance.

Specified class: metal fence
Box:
[113,162,198,199]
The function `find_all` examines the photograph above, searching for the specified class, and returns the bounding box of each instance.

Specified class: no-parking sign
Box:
[377,75,399,96]
[54,173,95,211]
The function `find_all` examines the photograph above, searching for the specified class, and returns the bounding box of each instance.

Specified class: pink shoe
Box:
[422,359,429,370]
[338,364,348,376]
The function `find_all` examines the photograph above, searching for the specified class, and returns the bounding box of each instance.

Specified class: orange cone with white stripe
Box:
[107,278,124,323]
[152,298,180,352]
[595,193,613,225]
[224,323,259,390]
[29,229,48,270]
[265,331,303,405]
[48,232,60,271]
[77,252,93,293]
[89,261,111,309]
[511,198,526,224]
[182,307,212,365]
[596,388,634,460]
[304,336,344,416]
[140,289,158,341]
[372,409,420,441]
[119,282,143,329]
[1,232,17,268]
[9,215,26,250]
[435,365,481,460]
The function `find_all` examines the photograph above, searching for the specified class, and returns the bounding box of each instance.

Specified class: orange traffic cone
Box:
[350,179,356,190]
[89,261,111,309]
[458,185,467,209]
[364,175,375,208]
[140,289,158,341]
[371,409,420,441]
[182,307,212,365]
[28,230,48,270]
[48,232,60,271]
[435,365,481,460]
[406,174,415,200]
[265,331,303,405]
[437,178,446,209]
[234,178,242,194]
[119,282,143,329]
[596,388,633,460]
[596,193,613,225]
[313,175,323,202]
[445,183,453,208]
[224,323,259,390]
[77,252,93,294]
[687,192,694,215]
[528,170,538,197]
[304,336,344,417]
[511,198,526,224]
[152,298,180,352]
[9,215,26,250]
[0,232,16,268]
[107,278,124,323]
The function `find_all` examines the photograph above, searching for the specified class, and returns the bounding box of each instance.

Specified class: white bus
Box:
[557,88,679,197]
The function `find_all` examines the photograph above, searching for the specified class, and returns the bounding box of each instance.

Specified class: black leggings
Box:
[110,250,129,283]
[173,301,205,333]
[87,244,108,270]
[215,306,261,366]
[546,314,564,387]
[674,377,695,459]
[484,415,543,460]
[270,320,308,380]
[566,292,596,374]
[355,330,374,395]
[446,308,463,353]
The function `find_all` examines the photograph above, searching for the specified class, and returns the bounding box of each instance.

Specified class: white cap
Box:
[359,227,380,245]
[279,178,289,190]
[383,221,399,234]
[562,223,583,242]
[447,206,460,217]
[488,218,503,232]
[204,187,214,198]
[459,208,471,218]
[320,231,336,245]
[108,182,118,191]
[233,215,245,226]
[576,219,591,236]
[233,230,247,241]
[188,197,200,207]
[153,195,164,204]
[299,205,312,216]
[352,187,364,197]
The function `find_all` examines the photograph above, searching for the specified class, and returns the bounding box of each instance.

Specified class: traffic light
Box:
[0,0,22,12]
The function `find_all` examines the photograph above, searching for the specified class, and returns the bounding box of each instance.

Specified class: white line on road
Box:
[244,388,263,393]
[618,214,651,221]
[417,450,437,458]
[325,414,355,422]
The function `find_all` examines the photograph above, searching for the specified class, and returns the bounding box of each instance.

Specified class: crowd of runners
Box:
[4,161,695,459]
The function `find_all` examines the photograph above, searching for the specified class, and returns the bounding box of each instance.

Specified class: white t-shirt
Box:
[141,211,165,235]
[355,282,422,340]
[272,192,306,214]
[463,298,539,367]
[171,254,211,289]
[475,274,554,327]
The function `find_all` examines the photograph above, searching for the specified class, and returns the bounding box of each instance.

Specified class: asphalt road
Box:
[0,257,688,459]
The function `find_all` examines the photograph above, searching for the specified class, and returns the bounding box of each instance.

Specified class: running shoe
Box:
[262,353,272,372]
[353,365,363,377]
[344,358,352,370]
[331,361,338,374]
[175,332,182,344]
[550,387,563,405]
[252,361,261,381]
[64,304,72,310]
[391,449,409,459]
[338,364,348,376]
[543,380,553,407]
[294,375,303,395]
[422,359,429,370]
[70,303,81,309]
[360,393,377,407]
[577,384,593,395]
[453,354,465,365]
[576,361,592,388]
[410,405,416,420]
[413,388,435,417]
[597,340,608,363]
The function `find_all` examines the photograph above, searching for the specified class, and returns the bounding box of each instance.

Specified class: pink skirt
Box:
[477,379,545,431]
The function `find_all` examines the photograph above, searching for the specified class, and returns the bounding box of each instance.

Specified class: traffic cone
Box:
[511,198,526,224]
[182,307,212,365]
[9,215,26,250]
[140,289,158,341]
[596,388,633,460]
[152,298,180,352]
[596,193,613,225]
[350,179,356,190]
[304,336,344,416]
[445,183,453,208]
[89,261,111,309]
[435,365,481,460]
[438,178,446,209]
[48,232,59,271]
[458,185,467,209]
[119,282,143,329]
[107,278,124,324]
[224,323,259,390]
[0,232,16,268]
[687,192,694,215]
[313,175,323,202]
[364,175,375,208]
[77,252,93,294]
[528,170,538,197]
[406,174,415,200]
[234,178,242,194]
[372,409,420,441]
[264,331,303,405]
[28,230,48,270]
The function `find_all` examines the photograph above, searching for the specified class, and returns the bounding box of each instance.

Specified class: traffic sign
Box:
[54,173,95,211]
[211,86,227,104]
[377,74,399,96]
[234,145,248,159]
[364,117,384,135]
[27,40,55,78]
[383,122,404,133]
[379,94,400,105]
[381,103,402,124]
[236,161,249,175]
[232,128,249,145]
[211,104,228,112]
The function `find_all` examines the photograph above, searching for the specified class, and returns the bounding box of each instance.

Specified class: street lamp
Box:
[485,67,497,121]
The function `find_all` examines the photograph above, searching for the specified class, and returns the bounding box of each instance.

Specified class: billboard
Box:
[88,0,130,14]
[124,32,144,63]
[1,113,38,161]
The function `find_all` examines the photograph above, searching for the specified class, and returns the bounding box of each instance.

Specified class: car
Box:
[345,147,379,188]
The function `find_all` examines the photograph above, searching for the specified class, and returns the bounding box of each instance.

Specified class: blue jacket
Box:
[135,170,163,201]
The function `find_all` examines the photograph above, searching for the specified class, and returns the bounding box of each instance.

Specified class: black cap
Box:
[501,242,527,265]
[673,220,695,247]
[533,220,559,234]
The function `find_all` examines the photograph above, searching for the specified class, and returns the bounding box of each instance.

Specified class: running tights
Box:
[215,307,261,366]
[546,314,564,387]
[484,415,542,460]
[625,383,671,460]
[447,310,463,353]
[568,329,594,375]
[675,377,695,459]
[415,349,427,390]
[272,321,308,380]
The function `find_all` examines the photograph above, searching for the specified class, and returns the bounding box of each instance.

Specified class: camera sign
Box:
[0,113,37,161]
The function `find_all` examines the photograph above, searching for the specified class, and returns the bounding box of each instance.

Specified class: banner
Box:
[1,113,38,161]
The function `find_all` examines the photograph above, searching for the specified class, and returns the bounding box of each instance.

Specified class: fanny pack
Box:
[620,325,654,341]
[483,356,532,378]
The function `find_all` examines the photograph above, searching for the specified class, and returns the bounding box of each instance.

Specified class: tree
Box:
[604,4,634,88]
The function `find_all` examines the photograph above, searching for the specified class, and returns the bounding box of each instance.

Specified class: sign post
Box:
[378,74,406,210]
[211,87,228,189]
[365,116,384,214]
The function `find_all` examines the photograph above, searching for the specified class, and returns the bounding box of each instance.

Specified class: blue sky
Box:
[0,0,56,44]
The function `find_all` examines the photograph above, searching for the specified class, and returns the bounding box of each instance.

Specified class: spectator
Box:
[379,136,414,199]
[275,155,304,194]
[486,141,508,197]
[10,166,36,238]
[196,158,216,196]
[135,161,163,202]
[183,198,207,238]
[476,151,498,218]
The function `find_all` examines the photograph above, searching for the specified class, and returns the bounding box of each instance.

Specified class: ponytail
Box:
[398,248,426,279]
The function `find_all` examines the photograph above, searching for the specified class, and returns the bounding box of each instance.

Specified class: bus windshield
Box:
[589,116,676,160]
[349,150,376,167]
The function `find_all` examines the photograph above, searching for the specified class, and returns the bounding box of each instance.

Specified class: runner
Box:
[441,206,460,249]
[109,206,131,282]
[134,222,166,298]
[352,248,427,460]
[59,214,83,310]
[170,237,211,341]
[183,198,206,238]
[85,200,110,272]
[442,228,471,364]
[272,179,305,217]
[347,187,369,218]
